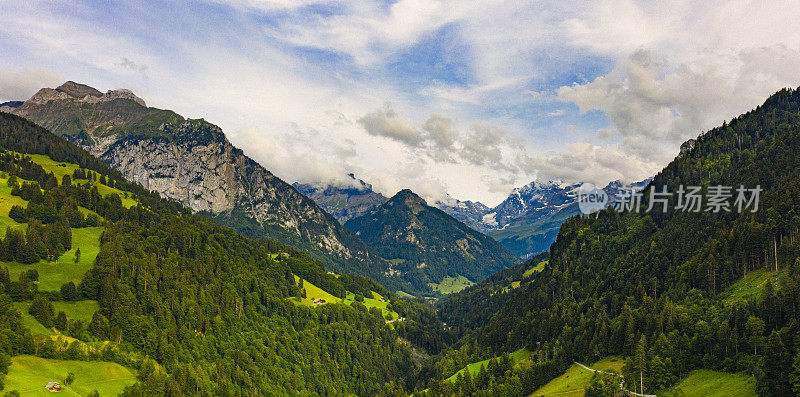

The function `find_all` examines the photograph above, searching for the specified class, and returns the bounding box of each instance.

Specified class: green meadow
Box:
[4,226,104,291]
[658,369,756,397]
[3,355,136,396]
[291,275,399,319]
[530,356,625,397]
[428,275,474,294]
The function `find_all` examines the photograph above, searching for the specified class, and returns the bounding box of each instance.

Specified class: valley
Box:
[1,82,800,397]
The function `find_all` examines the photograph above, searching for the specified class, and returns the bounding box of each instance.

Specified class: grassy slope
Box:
[721,268,782,304]
[530,356,624,397]
[0,176,27,234]
[446,349,533,382]
[291,276,399,319]
[12,301,100,338]
[658,369,756,397]
[23,153,138,208]
[3,226,103,291]
[428,275,474,295]
[3,355,136,396]
[523,260,547,278]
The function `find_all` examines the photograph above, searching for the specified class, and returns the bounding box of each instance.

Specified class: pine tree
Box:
[756,331,791,396]
[634,335,647,394]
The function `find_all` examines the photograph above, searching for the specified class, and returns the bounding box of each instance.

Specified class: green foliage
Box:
[585,371,620,397]
[27,295,54,328]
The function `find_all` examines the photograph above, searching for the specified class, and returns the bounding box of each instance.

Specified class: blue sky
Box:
[2,0,800,205]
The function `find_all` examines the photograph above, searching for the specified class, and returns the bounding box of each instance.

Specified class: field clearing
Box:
[290,276,399,319]
[530,356,624,397]
[12,300,99,335]
[428,275,474,294]
[722,268,782,304]
[0,176,28,235]
[3,355,136,396]
[524,260,548,278]
[23,153,138,208]
[446,349,533,382]
[658,369,756,397]
[4,227,103,291]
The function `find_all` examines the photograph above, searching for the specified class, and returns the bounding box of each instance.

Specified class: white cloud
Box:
[0,68,62,102]
[358,104,424,146]
[558,46,800,152]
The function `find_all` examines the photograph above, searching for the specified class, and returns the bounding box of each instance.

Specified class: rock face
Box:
[6,82,383,276]
[678,138,696,158]
[345,189,519,292]
[293,174,387,224]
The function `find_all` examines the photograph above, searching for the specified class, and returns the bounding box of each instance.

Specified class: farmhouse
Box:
[44,381,62,391]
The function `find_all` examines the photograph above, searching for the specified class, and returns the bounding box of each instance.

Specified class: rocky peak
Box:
[56,81,103,98]
[100,89,146,107]
[24,82,146,107]
[391,189,427,212]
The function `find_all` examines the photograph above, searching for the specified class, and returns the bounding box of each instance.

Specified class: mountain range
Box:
[2,81,521,295]
[1,82,390,285]
[344,189,518,293]
[296,175,651,258]
[2,78,800,396]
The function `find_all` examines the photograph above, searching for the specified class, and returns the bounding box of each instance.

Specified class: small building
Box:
[45,381,62,391]
[313,298,326,304]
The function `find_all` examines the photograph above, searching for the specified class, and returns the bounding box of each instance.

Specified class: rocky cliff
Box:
[293,174,387,224]
[4,82,387,279]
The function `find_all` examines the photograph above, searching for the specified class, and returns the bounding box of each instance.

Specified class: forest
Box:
[0,112,450,395]
[416,87,800,396]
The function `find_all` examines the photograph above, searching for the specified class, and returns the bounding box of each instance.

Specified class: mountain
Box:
[344,189,519,294]
[0,111,451,395]
[421,87,800,395]
[1,81,395,285]
[439,179,651,258]
[0,101,23,108]
[434,195,492,231]
[293,174,387,223]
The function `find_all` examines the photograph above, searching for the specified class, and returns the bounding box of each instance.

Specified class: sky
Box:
[2,1,800,206]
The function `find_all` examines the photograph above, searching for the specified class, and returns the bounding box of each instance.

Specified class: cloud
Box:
[422,114,458,148]
[358,104,424,146]
[357,105,528,172]
[232,125,364,190]
[523,141,662,186]
[558,46,800,151]
[116,57,148,78]
[0,67,62,101]
[4,0,800,206]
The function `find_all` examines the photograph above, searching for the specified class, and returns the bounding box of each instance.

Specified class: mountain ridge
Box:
[2,82,399,288]
[344,188,519,293]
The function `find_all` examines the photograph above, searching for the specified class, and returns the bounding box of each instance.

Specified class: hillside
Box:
[418,87,800,396]
[344,189,519,294]
[2,82,398,289]
[0,112,450,395]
